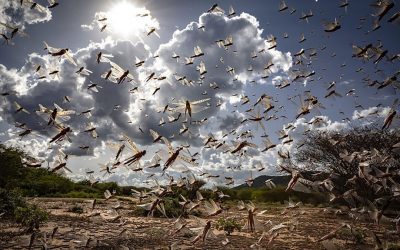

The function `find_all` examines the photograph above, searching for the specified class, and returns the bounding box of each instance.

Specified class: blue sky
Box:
[0,0,399,186]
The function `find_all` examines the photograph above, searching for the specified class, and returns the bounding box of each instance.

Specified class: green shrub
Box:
[14,204,48,232]
[215,217,241,235]
[131,198,183,218]
[237,189,253,201]
[0,144,109,198]
[95,182,121,194]
[387,242,400,250]
[0,188,25,218]
[338,227,367,244]
[0,145,25,188]
[190,209,203,217]
[160,197,182,218]
[173,180,207,200]
[233,186,328,205]
[0,188,49,232]
[131,205,148,217]
[63,191,99,198]
[68,204,84,214]
[183,230,196,238]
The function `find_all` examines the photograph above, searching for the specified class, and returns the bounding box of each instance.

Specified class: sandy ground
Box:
[0,197,399,249]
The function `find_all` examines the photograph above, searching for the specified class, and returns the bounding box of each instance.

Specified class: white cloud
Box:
[352,106,391,120]
[0,10,296,186]
[0,0,52,35]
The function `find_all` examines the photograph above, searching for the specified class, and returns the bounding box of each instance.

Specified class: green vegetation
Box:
[131,197,184,218]
[215,217,241,235]
[0,144,121,198]
[336,226,369,246]
[0,143,329,218]
[0,188,48,232]
[68,204,84,214]
[161,197,182,217]
[387,243,400,250]
[228,186,327,205]
[14,204,48,232]
[0,188,26,217]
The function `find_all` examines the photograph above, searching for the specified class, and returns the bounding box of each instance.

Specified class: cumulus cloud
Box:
[146,12,292,140]
[0,10,296,186]
[2,37,156,148]
[0,0,52,34]
[352,106,391,120]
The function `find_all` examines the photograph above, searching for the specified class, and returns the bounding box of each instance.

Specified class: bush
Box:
[63,191,99,198]
[95,182,121,194]
[0,188,25,218]
[0,188,48,232]
[387,243,400,250]
[215,217,241,235]
[14,204,48,232]
[237,189,253,201]
[338,227,367,244]
[0,145,25,188]
[0,144,115,198]
[68,204,84,214]
[183,230,196,238]
[232,186,327,205]
[160,197,182,218]
[131,198,183,218]
[131,205,148,217]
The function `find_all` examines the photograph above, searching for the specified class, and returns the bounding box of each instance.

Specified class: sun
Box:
[107,1,147,37]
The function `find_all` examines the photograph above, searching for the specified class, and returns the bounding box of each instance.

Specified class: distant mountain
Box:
[234,170,330,189]
[234,175,291,189]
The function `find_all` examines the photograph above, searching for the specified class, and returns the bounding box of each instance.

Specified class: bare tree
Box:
[284,126,400,209]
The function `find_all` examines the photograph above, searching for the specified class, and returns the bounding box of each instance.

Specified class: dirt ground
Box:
[0,198,399,249]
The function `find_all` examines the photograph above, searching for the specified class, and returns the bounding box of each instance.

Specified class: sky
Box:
[0,0,399,187]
